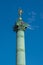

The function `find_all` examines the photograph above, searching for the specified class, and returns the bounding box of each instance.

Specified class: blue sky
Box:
[0,0,43,65]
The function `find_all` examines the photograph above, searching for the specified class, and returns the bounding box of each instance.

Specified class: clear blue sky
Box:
[0,0,43,65]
